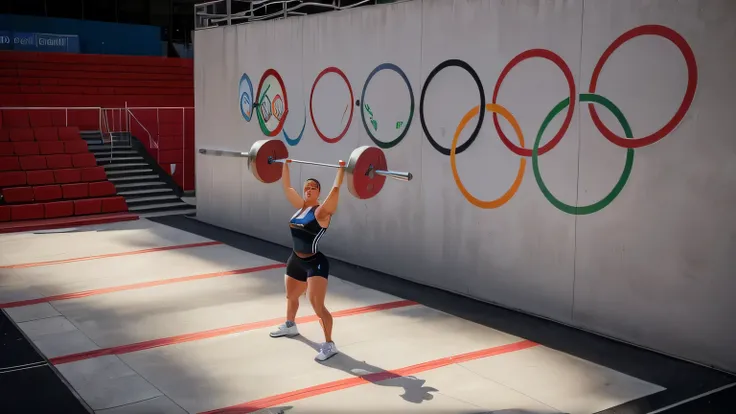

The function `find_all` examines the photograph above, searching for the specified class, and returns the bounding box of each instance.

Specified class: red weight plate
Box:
[250,139,288,183]
[347,146,387,199]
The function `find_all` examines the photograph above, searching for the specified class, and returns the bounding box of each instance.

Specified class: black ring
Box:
[419,59,485,156]
[360,63,414,149]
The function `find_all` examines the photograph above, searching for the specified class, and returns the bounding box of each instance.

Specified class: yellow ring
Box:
[450,103,526,209]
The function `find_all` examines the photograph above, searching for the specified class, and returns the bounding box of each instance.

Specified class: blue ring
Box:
[239,72,254,122]
[360,63,414,149]
[282,106,306,146]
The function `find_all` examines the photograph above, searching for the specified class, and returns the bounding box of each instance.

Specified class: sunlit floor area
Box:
[1,217,734,414]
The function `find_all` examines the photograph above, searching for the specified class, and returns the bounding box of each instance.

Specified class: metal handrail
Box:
[127,109,158,153]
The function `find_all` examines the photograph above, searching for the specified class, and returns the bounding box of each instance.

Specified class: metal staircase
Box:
[83,132,196,218]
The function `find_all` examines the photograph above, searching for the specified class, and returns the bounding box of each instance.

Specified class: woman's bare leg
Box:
[307,276,332,342]
[286,274,308,322]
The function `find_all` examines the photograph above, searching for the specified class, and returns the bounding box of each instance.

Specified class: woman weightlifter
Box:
[269,158,345,362]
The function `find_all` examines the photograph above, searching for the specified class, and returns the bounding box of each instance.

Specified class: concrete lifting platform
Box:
[1,217,734,413]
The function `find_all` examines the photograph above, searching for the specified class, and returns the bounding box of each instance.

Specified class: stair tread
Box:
[128,201,191,211]
[109,175,160,181]
[103,163,149,168]
[106,168,154,175]
[126,194,179,203]
[117,188,174,195]
[114,181,167,188]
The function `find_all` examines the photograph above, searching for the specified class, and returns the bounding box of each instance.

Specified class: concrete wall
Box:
[193,0,736,373]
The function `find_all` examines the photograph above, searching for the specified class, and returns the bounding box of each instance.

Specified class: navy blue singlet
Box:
[289,206,326,254]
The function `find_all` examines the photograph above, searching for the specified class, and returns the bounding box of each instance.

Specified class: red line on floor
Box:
[0,212,139,234]
[50,299,417,365]
[0,263,286,309]
[199,339,539,413]
[0,241,223,269]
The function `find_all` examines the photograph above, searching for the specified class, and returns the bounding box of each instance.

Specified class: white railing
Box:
[0,105,194,192]
[194,0,397,29]
[124,105,194,192]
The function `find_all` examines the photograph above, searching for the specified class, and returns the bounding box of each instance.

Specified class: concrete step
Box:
[103,163,149,169]
[128,201,192,212]
[113,181,168,189]
[97,156,145,163]
[108,174,160,182]
[117,187,174,196]
[137,208,197,218]
[105,168,154,176]
[91,149,137,155]
[125,194,180,204]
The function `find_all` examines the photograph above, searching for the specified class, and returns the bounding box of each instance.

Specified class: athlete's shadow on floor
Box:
[289,335,438,404]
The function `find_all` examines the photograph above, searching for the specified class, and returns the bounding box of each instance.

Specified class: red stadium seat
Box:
[0,205,10,222]
[2,187,34,203]
[80,166,106,182]
[51,111,66,127]
[101,196,128,213]
[0,130,8,142]
[46,154,73,169]
[26,170,55,186]
[19,155,47,170]
[61,183,88,199]
[13,142,39,156]
[45,201,74,218]
[33,185,62,202]
[0,142,13,155]
[88,181,115,197]
[9,128,34,142]
[2,110,30,128]
[74,198,101,215]
[0,156,20,171]
[64,140,88,154]
[11,203,44,220]
[39,141,65,155]
[29,110,54,127]
[72,153,97,168]
[54,169,81,184]
[33,127,59,141]
[58,126,81,141]
[0,171,26,188]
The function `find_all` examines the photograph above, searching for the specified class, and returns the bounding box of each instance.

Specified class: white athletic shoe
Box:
[269,322,299,338]
[315,341,338,361]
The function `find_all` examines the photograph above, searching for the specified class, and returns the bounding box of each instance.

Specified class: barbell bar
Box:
[198,139,414,199]
[266,157,413,182]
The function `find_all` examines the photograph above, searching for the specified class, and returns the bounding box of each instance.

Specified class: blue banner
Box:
[0,30,80,53]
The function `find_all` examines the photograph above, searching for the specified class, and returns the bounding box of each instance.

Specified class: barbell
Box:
[198,139,413,199]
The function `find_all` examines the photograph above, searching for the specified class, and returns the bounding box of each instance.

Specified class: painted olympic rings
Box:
[283,106,306,146]
[256,68,289,137]
[588,24,698,149]
[233,23,696,215]
[492,49,576,157]
[238,73,254,122]
[533,94,634,215]
[420,59,485,156]
[360,63,415,149]
[451,103,525,209]
[310,66,354,144]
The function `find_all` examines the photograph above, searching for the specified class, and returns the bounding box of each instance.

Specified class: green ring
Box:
[256,84,272,136]
[532,93,635,215]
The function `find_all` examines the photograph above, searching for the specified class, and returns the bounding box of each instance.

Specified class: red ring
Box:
[492,49,576,157]
[309,67,354,144]
[588,24,697,148]
[255,68,289,137]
